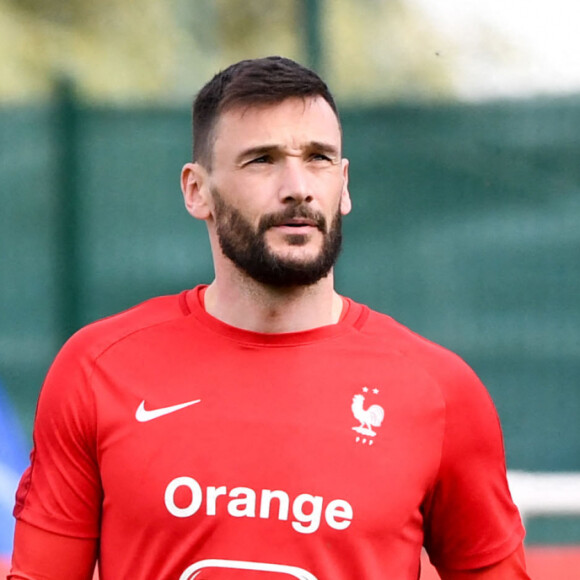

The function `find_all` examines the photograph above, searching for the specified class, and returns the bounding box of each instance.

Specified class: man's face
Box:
[205,96,351,287]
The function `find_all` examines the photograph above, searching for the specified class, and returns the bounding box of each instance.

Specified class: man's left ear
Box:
[340,158,352,216]
[181,162,211,220]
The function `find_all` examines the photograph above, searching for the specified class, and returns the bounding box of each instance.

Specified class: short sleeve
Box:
[422,361,525,570]
[14,332,102,538]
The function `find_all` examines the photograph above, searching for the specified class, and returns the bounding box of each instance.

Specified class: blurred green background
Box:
[1,0,579,545]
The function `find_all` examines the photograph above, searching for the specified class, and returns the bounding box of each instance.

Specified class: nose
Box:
[278,158,313,204]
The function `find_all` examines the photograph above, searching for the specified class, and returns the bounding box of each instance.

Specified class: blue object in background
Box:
[0,382,30,558]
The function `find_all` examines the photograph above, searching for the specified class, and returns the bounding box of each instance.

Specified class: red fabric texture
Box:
[14,286,524,579]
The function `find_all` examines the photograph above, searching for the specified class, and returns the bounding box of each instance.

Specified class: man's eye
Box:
[311,153,331,162]
[250,155,271,164]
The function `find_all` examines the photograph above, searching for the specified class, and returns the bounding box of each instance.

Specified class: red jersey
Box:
[14,286,524,579]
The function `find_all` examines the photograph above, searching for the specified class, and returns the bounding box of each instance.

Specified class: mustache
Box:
[258,206,327,233]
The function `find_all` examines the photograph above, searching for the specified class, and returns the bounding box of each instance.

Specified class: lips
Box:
[259,209,327,233]
[281,218,317,227]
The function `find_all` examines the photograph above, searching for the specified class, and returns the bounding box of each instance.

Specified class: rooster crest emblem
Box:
[351,393,385,438]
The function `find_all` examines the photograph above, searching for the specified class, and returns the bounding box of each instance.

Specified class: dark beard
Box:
[212,188,343,287]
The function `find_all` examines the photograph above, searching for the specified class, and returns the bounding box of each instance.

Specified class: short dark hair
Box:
[192,56,339,168]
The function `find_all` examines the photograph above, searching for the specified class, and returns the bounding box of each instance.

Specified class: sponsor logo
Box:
[179,558,318,579]
[351,387,384,445]
[164,476,353,535]
[135,399,201,423]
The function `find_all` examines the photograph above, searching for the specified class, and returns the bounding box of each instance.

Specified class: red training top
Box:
[14,286,524,579]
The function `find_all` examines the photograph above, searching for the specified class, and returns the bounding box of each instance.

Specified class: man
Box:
[10,56,529,579]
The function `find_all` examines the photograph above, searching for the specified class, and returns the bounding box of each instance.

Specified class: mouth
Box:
[280,218,318,228]
[260,210,326,234]
[272,219,320,235]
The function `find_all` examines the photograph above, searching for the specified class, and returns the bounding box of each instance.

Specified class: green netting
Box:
[1,97,579,481]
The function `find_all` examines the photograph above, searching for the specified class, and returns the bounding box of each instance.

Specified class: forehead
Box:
[212,96,342,155]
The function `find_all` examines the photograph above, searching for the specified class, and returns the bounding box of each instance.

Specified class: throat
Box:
[204,279,342,333]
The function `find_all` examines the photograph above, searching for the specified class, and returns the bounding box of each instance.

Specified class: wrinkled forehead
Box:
[212,96,343,154]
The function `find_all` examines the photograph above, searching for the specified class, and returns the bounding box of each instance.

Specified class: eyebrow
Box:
[236,141,341,164]
[308,141,341,158]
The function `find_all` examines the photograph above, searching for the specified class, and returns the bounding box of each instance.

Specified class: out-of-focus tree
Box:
[0,0,457,104]
[0,0,209,103]
[214,0,300,64]
[324,0,454,102]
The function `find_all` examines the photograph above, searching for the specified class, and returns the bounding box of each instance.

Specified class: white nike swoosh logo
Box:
[135,399,201,422]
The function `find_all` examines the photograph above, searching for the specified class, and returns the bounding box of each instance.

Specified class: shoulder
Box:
[348,302,498,431]
[37,291,192,423]
[59,291,190,363]
[40,292,192,393]
[356,304,485,399]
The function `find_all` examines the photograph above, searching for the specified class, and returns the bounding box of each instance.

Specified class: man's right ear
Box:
[181,162,211,220]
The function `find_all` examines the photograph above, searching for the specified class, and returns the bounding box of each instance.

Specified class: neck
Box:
[203,271,343,333]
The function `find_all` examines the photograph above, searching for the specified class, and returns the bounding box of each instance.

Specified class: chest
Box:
[92,339,445,543]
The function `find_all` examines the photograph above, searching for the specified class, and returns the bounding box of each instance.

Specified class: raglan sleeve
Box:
[13,330,102,538]
[422,358,525,571]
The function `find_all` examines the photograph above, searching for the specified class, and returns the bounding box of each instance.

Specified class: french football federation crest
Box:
[351,387,384,445]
